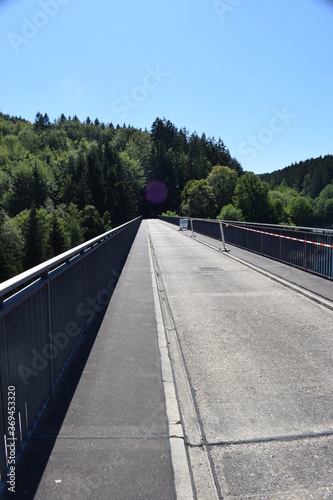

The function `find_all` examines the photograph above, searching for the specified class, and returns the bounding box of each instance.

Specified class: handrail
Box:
[159,215,333,279]
[162,216,333,234]
[0,217,142,302]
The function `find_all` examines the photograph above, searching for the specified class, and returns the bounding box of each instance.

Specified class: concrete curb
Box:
[147,226,194,499]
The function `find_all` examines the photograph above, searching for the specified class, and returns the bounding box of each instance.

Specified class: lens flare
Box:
[145,181,168,205]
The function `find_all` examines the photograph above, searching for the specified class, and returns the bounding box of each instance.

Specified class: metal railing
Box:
[159,216,333,280]
[0,216,141,485]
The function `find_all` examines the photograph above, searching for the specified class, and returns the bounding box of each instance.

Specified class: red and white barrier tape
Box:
[225,224,333,250]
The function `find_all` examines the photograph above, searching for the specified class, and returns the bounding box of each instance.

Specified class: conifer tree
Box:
[49,213,68,257]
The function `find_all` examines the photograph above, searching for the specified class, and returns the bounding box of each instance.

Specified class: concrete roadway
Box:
[147,219,333,498]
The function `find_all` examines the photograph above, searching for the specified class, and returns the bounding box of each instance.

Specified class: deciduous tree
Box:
[207,165,238,212]
[181,179,216,218]
[234,172,272,222]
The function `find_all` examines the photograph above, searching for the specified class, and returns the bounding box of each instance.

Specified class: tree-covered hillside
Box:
[1,111,332,283]
[0,112,240,281]
[260,155,333,198]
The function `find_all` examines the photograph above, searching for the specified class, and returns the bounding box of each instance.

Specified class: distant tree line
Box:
[0,113,241,281]
[260,155,333,198]
[179,165,333,229]
[1,112,332,282]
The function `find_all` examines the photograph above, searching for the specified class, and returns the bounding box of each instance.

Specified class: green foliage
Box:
[48,213,68,257]
[0,212,24,280]
[68,219,84,247]
[162,210,179,217]
[206,165,238,212]
[3,161,56,215]
[118,151,146,219]
[269,196,293,225]
[315,183,333,225]
[125,129,153,178]
[23,205,47,269]
[217,204,244,221]
[0,111,331,283]
[0,170,10,200]
[64,203,84,247]
[288,196,314,226]
[18,127,40,153]
[233,173,272,222]
[102,211,112,231]
[260,155,333,199]
[181,179,216,218]
[149,117,241,214]
[323,199,333,225]
[80,205,104,240]
[269,181,298,207]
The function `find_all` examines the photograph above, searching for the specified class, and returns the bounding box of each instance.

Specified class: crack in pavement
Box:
[186,429,333,448]
[30,433,170,441]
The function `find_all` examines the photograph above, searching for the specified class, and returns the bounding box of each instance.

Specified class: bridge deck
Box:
[147,219,333,498]
[4,219,333,499]
[4,221,175,500]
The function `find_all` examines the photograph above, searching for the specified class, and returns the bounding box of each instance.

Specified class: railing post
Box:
[46,281,55,401]
[81,249,87,323]
[190,219,195,238]
[100,242,103,292]
[261,232,263,255]
[219,221,229,252]
[279,232,282,262]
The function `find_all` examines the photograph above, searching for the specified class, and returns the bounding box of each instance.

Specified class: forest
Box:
[260,155,333,198]
[0,111,332,282]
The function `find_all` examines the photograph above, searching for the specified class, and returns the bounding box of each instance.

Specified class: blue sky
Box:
[0,0,332,174]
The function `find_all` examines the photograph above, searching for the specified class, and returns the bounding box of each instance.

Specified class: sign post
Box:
[179,219,188,231]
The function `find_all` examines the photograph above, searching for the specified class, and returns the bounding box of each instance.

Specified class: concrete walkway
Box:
[2,219,333,499]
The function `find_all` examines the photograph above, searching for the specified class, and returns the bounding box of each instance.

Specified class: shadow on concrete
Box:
[0,271,120,500]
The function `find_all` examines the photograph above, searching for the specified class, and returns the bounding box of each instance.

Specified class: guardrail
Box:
[0,216,141,486]
[159,216,333,280]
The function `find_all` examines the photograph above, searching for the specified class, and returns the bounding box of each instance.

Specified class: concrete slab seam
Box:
[187,429,333,448]
[147,222,221,500]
